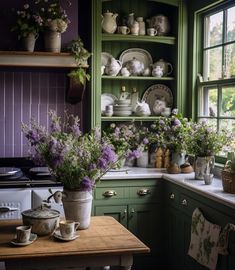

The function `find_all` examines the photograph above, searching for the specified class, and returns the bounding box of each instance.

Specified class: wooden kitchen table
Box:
[0,216,150,270]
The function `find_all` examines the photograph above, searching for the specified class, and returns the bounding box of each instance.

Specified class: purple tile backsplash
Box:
[0,71,83,158]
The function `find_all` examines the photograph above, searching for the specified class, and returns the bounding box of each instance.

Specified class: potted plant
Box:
[66,36,92,103]
[22,110,121,229]
[35,0,71,52]
[187,120,229,179]
[11,3,43,51]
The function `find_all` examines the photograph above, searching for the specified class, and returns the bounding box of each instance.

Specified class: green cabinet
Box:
[91,0,188,129]
[164,181,235,270]
[93,178,163,269]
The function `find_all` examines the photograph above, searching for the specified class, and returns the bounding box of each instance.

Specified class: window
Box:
[197,2,235,157]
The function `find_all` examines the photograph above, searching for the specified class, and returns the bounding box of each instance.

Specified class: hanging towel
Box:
[218,223,235,255]
[188,208,221,270]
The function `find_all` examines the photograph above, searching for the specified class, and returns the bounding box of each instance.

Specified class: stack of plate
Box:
[113,100,132,116]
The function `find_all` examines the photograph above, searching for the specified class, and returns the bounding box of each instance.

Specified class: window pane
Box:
[205,11,223,47]
[198,87,217,117]
[204,47,222,80]
[219,119,235,154]
[224,44,235,78]
[226,6,235,42]
[221,86,235,117]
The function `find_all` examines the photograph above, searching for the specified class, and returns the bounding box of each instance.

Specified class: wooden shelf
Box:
[101,116,161,121]
[102,75,174,80]
[0,51,88,68]
[102,34,176,45]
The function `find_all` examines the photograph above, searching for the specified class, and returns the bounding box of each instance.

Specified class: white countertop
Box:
[102,167,235,209]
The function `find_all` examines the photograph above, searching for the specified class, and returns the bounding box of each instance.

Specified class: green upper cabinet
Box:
[91,0,188,128]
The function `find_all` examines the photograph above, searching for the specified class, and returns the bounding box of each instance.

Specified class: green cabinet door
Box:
[95,205,128,227]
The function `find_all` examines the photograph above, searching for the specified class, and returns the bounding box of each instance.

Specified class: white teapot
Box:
[135,101,151,116]
[152,65,163,77]
[121,67,130,77]
[105,57,122,76]
[152,99,166,115]
[125,57,144,76]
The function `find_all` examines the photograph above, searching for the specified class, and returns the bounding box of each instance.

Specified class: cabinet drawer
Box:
[129,186,161,202]
[94,187,127,200]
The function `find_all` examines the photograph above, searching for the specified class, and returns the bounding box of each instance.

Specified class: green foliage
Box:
[68,68,90,86]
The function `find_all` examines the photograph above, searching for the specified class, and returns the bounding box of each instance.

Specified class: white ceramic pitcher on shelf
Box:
[101,11,118,34]
[104,57,122,76]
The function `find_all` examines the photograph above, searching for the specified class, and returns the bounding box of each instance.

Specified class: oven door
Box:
[0,189,31,220]
[32,187,64,216]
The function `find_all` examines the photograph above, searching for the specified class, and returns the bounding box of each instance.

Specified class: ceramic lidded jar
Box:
[101,11,118,34]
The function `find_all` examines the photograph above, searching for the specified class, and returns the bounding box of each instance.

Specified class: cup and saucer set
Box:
[11,225,37,246]
[53,220,80,241]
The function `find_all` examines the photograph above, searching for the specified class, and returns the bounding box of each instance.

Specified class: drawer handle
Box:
[103,190,117,198]
[0,206,19,213]
[181,199,188,206]
[137,189,150,196]
[169,193,175,200]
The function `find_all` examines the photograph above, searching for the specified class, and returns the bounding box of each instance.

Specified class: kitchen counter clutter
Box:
[102,167,235,209]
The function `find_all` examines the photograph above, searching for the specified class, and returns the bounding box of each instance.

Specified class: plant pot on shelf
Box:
[44,31,61,52]
[137,151,149,168]
[22,33,38,52]
[66,76,86,104]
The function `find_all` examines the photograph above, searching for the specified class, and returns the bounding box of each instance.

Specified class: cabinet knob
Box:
[122,209,127,219]
[181,199,187,206]
[169,193,175,200]
[137,189,150,196]
[103,190,117,198]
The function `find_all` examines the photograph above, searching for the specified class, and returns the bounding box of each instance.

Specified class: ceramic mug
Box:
[16,225,31,243]
[59,220,79,239]
[119,26,130,35]
[147,28,157,36]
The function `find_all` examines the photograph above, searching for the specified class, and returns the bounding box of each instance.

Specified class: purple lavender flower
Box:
[173,119,181,126]
[80,176,93,191]
[127,149,141,159]
[101,145,118,163]
[97,157,108,170]
[143,138,149,145]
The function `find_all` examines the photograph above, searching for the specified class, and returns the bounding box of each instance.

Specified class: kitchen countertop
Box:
[102,167,235,209]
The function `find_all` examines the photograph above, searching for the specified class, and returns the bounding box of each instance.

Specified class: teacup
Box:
[204,174,214,185]
[147,28,157,36]
[59,220,80,239]
[119,26,130,35]
[16,225,31,243]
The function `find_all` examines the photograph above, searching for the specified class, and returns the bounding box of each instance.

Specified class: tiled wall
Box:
[0,71,83,158]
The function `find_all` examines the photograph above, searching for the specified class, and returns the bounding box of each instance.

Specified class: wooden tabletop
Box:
[0,216,150,261]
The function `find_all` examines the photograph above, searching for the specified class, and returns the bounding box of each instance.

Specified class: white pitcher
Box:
[101,11,118,34]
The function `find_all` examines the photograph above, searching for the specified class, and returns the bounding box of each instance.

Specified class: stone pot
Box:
[22,205,60,236]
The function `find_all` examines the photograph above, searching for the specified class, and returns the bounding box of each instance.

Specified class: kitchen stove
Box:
[0,158,62,188]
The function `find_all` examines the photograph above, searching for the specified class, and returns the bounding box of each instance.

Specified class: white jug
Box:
[101,11,118,34]
[105,57,122,76]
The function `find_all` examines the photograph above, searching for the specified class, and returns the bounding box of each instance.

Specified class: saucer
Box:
[53,229,79,241]
[11,233,37,246]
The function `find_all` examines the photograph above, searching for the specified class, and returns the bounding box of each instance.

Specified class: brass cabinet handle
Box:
[181,199,188,206]
[169,193,175,200]
[137,189,150,196]
[129,208,135,218]
[102,190,117,198]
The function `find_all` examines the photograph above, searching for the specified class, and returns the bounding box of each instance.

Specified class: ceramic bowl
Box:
[22,206,60,236]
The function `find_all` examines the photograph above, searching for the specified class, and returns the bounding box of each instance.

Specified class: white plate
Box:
[0,167,20,176]
[101,93,118,113]
[101,52,113,66]
[141,84,173,115]
[119,48,153,70]
[53,229,79,241]
[11,233,37,246]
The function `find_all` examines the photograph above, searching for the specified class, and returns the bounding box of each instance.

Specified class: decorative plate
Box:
[141,84,173,115]
[119,48,153,70]
[101,93,118,113]
[101,52,113,66]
